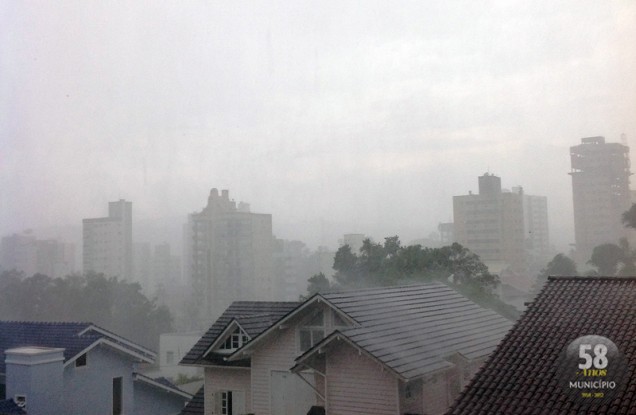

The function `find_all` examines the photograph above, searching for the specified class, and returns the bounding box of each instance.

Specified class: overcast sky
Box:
[1,1,635,251]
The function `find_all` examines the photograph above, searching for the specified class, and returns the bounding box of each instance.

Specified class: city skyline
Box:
[2,1,635,252]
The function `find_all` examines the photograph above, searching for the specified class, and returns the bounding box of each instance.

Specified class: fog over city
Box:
[2,1,635,252]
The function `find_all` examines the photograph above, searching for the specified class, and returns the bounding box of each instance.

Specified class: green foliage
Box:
[331,237,499,294]
[622,203,636,229]
[587,239,636,276]
[307,273,331,296]
[316,236,514,317]
[0,271,173,349]
[538,254,577,279]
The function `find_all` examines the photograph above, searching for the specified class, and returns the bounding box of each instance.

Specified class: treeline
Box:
[308,237,519,320]
[0,270,173,350]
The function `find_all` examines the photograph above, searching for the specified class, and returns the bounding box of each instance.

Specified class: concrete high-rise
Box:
[185,189,274,324]
[82,199,133,279]
[570,136,632,263]
[453,173,549,290]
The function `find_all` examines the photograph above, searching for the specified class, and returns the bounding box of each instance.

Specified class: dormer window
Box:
[299,311,325,352]
[219,327,249,353]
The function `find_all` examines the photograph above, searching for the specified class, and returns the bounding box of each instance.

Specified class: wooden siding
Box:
[251,302,333,415]
[326,343,398,415]
[204,366,251,415]
[251,323,300,415]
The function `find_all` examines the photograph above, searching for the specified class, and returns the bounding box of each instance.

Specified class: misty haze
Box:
[1,1,635,415]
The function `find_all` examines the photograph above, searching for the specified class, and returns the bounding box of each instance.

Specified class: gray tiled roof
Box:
[318,283,513,379]
[179,386,204,415]
[180,301,300,365]
[447,276,636,414]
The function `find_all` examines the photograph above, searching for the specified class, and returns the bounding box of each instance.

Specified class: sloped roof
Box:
[179,386,204,415]
[133,373,193,399]
[0,321,155,373]
[180,301,300,366]
[447,276,636,415]
[297,283,513,380]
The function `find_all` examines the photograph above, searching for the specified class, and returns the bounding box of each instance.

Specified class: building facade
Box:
[570,136,632,263]
[453,174,549,285]
[0,231,75,279]
[83,200,133,279]
[185,189,274,326]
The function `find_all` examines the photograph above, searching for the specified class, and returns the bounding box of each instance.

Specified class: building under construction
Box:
[570,136,632,264]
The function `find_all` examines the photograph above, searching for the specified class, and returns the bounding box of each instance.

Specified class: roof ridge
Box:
[323,282,442,295]
[547,275,636,281]
[0,320,92,325]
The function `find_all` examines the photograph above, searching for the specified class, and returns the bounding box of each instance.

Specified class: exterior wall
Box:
[250,324,299,415]
[421,370,452,415]
[570,137,631,263]
[63,345,135,415]
[204,367,251,415]
[5,347,64,415]
[133,381,190,415]
[83,200,132,280]
[188,189,274,324]
[398,379,423,415]
[326,344,398,415]
[158,332,204,379]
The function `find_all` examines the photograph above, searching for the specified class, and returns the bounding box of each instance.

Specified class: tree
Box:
[588,243,624,276]
[307,273,331,295]
[622,203,636,229]
[539,254,577,279]
[0,272,173,349]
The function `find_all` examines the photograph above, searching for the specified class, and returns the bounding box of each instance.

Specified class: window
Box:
[75,353,87,367]
[221,391,232,415]
[219,327,249,352]
[166,351,174,365]
[299,311,325,352]
[112,377,122,415]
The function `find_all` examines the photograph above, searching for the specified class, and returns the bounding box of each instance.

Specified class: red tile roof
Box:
[447,276,636,415]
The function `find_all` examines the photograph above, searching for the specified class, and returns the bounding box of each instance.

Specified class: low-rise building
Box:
[0,321,192,415]
[181,283,513,415]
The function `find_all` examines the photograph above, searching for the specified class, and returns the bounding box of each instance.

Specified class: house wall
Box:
[204,367,251,415]
[63,345,135,415]
[399,379,423,415]
[250,324,299,415]
[421,369,453,415]
[326,343,398,415]
[133,380,189,415]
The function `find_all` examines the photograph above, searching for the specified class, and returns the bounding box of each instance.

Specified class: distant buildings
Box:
[570,136,632,263]
[453,173,549,290]
[0,230,75,278]
[185,189,275,325]
[338,233,367,253]
[82,199,133,279]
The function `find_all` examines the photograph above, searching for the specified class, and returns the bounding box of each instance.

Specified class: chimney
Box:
[5,347,64,415]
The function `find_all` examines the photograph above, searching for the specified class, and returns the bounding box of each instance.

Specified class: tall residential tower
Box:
[453,173,549,291]
[82,199,133,279]
[570,136,631,263]
[185,189,274,325]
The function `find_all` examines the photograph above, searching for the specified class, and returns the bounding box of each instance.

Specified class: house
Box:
[0,321,193,415]
[447,276,636,414]
[181,283,513,415]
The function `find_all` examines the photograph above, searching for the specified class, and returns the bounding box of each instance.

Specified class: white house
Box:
[181,283,513,415]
